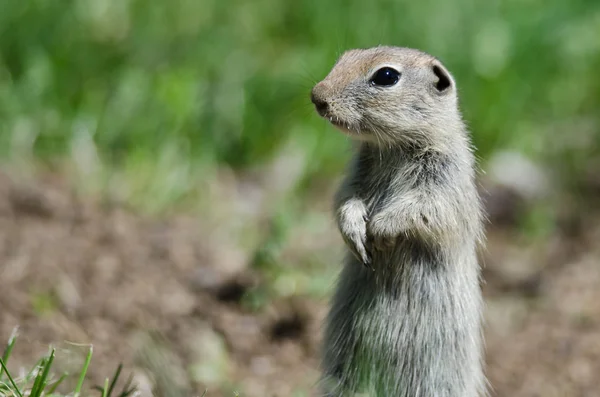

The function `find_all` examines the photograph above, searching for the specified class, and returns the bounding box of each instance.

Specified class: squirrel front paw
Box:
[337,199,371,268]
[367,211,403,251]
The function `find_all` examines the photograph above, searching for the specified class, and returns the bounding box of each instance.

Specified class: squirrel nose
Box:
[311,90,329,116]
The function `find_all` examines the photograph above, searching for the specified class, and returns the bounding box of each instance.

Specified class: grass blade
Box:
[25,357,47,384]
[46,372,68,394]
[0,357,23,397]
[0,327,18,380]
[119,372,137,397]
[74,345,93,397]
[102,378,109,397]
[107,363,123,397]
[30,348,55,397]
[94,364,138,397]
[29,356,48,397]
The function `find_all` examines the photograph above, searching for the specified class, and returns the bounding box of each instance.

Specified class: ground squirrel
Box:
[311,46,486,397]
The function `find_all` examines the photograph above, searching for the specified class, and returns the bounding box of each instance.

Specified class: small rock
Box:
[132,369,155,397]
[485,296,529,338]
[190,266,227,292]
[487,150,551,201]
[250,355,274,376]
[9,184,54,218]
[94,254,121,283]
[187,325,231,387]
[55,275,81,313]
[479,183,524,227]
[159,287,197,317]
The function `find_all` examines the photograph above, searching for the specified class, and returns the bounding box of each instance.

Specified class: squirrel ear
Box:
[431,62,453,93]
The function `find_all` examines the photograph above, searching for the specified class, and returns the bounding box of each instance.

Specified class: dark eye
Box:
[370,67,401,87]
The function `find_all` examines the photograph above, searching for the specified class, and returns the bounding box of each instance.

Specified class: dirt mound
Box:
[484,231,600,397]
[1,169,600,396]
[0,171,320,396]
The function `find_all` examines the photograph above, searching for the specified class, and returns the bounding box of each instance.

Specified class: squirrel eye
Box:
[370,67,401,87]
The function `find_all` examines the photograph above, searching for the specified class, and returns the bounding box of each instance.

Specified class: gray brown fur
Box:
[311,46,487,397]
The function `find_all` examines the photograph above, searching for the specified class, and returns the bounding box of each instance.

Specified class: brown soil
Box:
[1,169,600,397]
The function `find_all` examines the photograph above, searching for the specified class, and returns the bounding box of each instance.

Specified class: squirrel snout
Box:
[311,87,329,117]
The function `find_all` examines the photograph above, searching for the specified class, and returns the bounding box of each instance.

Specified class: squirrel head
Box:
[311,46,462,147]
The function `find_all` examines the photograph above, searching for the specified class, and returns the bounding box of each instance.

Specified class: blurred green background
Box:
[2,0,600,313]
[2,0,599,210]
[1,0,600,395]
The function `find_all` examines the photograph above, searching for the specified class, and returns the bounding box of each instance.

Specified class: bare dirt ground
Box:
[1,169,600,397]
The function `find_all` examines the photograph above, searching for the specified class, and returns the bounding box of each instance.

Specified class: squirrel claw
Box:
[357,247,373,270]
[343,235,371,269]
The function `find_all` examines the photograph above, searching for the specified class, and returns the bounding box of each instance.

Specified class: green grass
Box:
[0,328,136,397]
[0,330,255,396]
[1,0,599,212]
